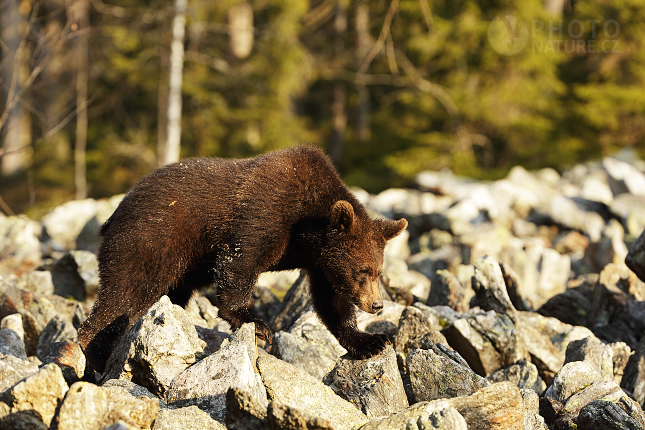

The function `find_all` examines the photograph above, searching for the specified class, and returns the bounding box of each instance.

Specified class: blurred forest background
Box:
[1,0,644,216]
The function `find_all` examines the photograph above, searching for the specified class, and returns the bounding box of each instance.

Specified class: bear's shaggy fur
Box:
[78,146,407,372]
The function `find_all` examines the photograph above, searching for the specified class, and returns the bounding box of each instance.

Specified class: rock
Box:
[621,337,645,408]
[407,245,462,281]
[0,215,43,275]
[195,326,229,356]
[325,346,408,419]
[406,348,489,402]
[577,399,645,430]
[470,256,516,318]
[102,378,164,405]
[564,336,614,382]
[611,342,631,386]
[0,353,39,393]
[0,410,49,430]
[0,327,26,360]
[487,360,546,395]
[394,306,441,356]
[257,351,369,430]
[520,388,548,430]
[40,198,101,251]
[0,286,58,356]
[545,361,601,404]
[192,296,220,329]
[42,251,97,302]
[271,273,312,332]
[447,381,524,430]
[54,382,109,430]
[1,313,24,342]
[611,194,645,237]
[249,286,282,325]
[103,420,140,430]
[41,339,86,385]
[166,323,267,423]
[515,311,594,384]
[599,263,645,302]
[545,196,605,242]
[358,400,466,430]
[101,295,206,397]
[37,314,77,360]
[412,303,463,329]
[2,271,54,296]
[626,229,645,284]
[499,263,532,312]
[603,156,645,198]
[537,286,593,327]
[267,402,335,430]
[225,387,268,430]
[102,384,160,429]
[382,261,432,300]
[153,406,226,430]
[0,363,68,427]
[427,270,469,313]
[444,311,518,377]
[272,320,345,380]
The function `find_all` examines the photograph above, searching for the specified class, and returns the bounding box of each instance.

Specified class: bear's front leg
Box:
[308,269,390,359]
[215,289,273,343]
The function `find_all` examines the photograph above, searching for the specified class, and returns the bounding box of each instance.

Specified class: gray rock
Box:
[266,401,335,430]
[499,263,532,312]
[271,273,312,332]
[407,245,462,281]
[55,381,110,430]
[249,286,282,325]
[102,384,160,429]
[470,256,516,318]
[0,410,49,430]
[537,286,593,327]
[447,381,525,430]
[37,314,77,360]
[406,348,489,402]
[603,156,645,198]
[515,311,594,384]
[2,271,54,296]
[153,406,226,430]
[564,336,614,382]
[611,194,645,237]
[382,261,431,300]
[272,322,345,380]
[44,251,94,302]
[412,303,463,329]
[445,311,518,377]
[545,195,605,242]
[102,379,164,405]
[611,342,632,386]
[167,323,267,423]
[0,363,68,427]
[520,388,548,430]
[103,420,140,430]
[577,399,645,430]
[325,346,408,419]
[358,400,466,430]
[0,285,58,356]
[101,295,206,397]
[257,351,369,430]
[394,306,440,356]
[427,270,469,313]
[225,387,268,430]
[545,361,601,404]
[41,339,86,385]
[621,337,645,408]
[487,360,545,395]
[627,229,645,284]
[0,328,26,360]
[0,353,39,393]
[0,215,42,275]
[1,313,24,342]
[195,326,229,356]
[40,198,101,251]
[356,300,406,336]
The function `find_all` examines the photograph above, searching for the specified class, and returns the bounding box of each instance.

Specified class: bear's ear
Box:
[330,200,355,233]
[382,218,408,241]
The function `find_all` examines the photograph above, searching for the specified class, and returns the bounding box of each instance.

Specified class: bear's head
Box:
[322,200,407,314]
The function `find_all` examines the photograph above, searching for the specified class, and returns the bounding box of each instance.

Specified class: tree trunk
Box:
[0,0,30,176]
[163,0,187,165]
[157,43,170,167]
[545,0,565,15]
[355,1,371,142]
[74,0,90,199]
[329,0,348,165]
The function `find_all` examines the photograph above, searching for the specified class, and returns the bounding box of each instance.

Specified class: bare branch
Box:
[357,0,399,74]
[418,0,435,33]
[0,194,15,216]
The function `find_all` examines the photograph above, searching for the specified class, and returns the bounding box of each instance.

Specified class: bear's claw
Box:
[346,332,391,360]
[253,318,273,344]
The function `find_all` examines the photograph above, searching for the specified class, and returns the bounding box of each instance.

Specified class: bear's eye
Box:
[359,268,371,276]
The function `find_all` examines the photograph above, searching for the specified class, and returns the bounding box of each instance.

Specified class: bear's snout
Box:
[371,300,383,312]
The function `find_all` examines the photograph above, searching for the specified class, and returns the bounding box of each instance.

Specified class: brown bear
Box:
[78,146,407,373]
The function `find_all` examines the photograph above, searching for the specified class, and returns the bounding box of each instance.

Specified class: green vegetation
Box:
[1,0,644,215]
